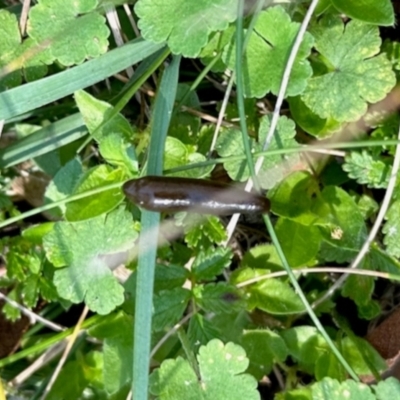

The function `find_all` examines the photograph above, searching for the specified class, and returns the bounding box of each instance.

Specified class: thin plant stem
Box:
[263,214,359,380]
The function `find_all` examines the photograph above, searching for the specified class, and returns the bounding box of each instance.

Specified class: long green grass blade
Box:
[0,38,164,120]
[0,113,86,168]
[132,56,181,400]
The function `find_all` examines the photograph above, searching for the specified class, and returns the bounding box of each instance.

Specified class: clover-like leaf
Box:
[150,339,259,400]
[28,0,109,66]
[43,208,138,314]
[302,16,396,122]
[135,0,237,57]
[223,6,314,98]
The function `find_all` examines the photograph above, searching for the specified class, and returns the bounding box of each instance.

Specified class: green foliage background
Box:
[1,0,400,399]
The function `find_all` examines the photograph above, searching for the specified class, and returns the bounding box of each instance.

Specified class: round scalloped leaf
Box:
[0,10,51,89]
[289,96,342,138]
[150,339,259,399]
[43,208,138,314]
[223,6,314,98]
[0,10,23,88]
[28,0,109,66]
[331,0,394,26]
[135,0,237,57]
[312,378,375,399]
[302,16,396,123]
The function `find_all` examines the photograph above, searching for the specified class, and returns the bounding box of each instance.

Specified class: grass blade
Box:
[132,55,181,400]
[0,38,164,120]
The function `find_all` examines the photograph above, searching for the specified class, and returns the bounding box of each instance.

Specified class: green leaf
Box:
[313,186,367,263]
[149,339,259,400]
[383,200,400,258]
[88,312,133,394]
[43,207,138,314]
[150,356,199,399]
[152,287,191,332]
[288,95,343,138]
[331,0,394,26]
[65,164,126,221]
[340,336,386,375]
[374,378,400,399]
[343,151,391,188]
[275,218,321,267]
[248,278,305,315]
[269,171,319,224]
[135,0,237,57]
[302,16,396,122]
[367,244,400,275]
[0,9,24,88]
[274,387,312,400]
[28,0,110,66]
[281,326,329,375]
[382,39,400,74]
[342,274,374,307]
[223,6,314,98]
[200,25,236,72]
[216,115,299,188]
[0,10,51,90]
[21,274,40,308]
[315,350,347,381]
[241,330,288,379]
[312,378,375,399]
[239,244,282,272]
[194,282,243,314]
[2,289,22,321]
[342,275,379,319]
[74,90,132,141]
[44,157,83,217]
[46,353,102,400]
[153,264,189,293]
[355,193,379,220]
[182,214,227,249]
[187,313,221,347]
[164,136,213,177]
[192,247,232,281]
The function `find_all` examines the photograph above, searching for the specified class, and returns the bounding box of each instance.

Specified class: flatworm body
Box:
[123,176,270,215]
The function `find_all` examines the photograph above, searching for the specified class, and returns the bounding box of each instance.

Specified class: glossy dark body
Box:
[123,176,270,215]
